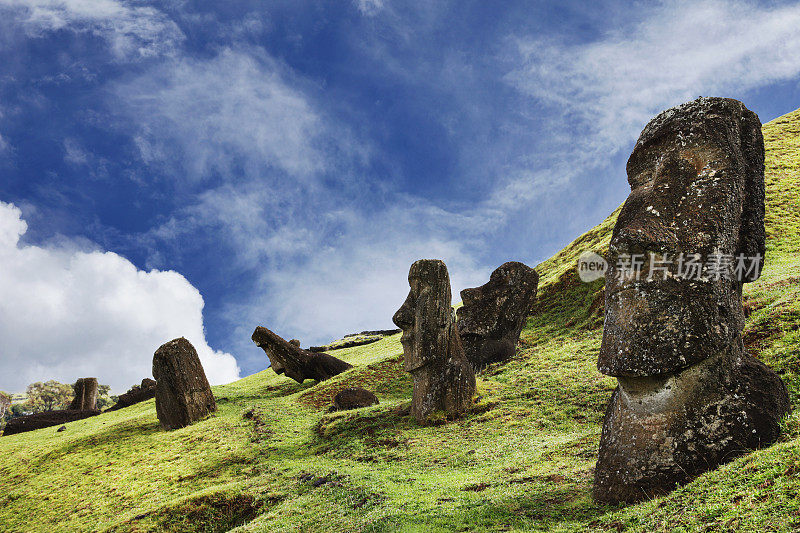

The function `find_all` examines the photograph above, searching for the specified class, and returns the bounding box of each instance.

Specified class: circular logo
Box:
[577,251,607,282]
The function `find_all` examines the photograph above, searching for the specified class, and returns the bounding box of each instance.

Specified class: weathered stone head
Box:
[594,97,789,503]
[600,97,765,376]
[251,326,352,383]
[393,259,476,422]
[153,337,216,430]
[457,261,539,370]
[393,260,454,373]
[69,377,98,411]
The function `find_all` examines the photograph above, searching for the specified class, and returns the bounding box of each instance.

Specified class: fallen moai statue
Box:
[456,261,539,370]
[2,409,100,436]
[68,377,98,411]
[106,378,157,412]
[393,259,476,423]
[251,326,353,383]
[593,97,790,503]
[153,337,217,430]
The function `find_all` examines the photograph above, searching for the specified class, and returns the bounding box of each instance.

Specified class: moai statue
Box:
[68,377,99,411]
[106,378,157,412]
[456,261,539,370]
[594,97,790,503]
[152,337,216,430]
[251,326,352,383]
[393,259,476,423]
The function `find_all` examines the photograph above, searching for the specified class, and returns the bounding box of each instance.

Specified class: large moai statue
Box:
[393,259,476,423]
[456,261,539,370]
[68,377,98,411]
[251,326,352,383]
[152,337,216,430]
[594,97,790,503]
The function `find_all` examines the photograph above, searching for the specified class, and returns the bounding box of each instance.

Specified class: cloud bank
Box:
[0,201,239,393]
[507,0,800,157]
[0,0,184,60]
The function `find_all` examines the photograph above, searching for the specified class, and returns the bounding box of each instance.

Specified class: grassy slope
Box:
[0,108,798,533]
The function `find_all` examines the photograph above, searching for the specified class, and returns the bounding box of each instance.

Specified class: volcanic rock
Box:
[332,387,379,410]
[152,337,216,430]
[2,409,100,436]
[68,377,98,411]
[593,97,790,503]
[456,261,539,370]
[106,378,157,412]
[393,259,476,423]
[251,326,352,383]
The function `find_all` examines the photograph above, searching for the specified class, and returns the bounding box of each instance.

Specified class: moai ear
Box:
[737,109,766,283]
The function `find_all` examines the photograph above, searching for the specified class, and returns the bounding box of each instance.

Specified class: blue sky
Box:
[1,0,800,392]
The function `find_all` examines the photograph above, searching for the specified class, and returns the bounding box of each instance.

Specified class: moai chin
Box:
[594,97,790,503]
[456,261,539,370]
[392,259,476,423]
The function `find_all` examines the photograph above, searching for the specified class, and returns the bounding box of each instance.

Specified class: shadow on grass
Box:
[106,491,280,533]
[30,417,162,467]
[366,483,624,532]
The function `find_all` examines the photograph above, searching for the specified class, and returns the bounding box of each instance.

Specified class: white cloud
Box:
[507,0,800,156]
[354,0,385,16]
[63,137,88,165]
[0,201,239,393]
[116,48,336,182]
[0,0,184,60]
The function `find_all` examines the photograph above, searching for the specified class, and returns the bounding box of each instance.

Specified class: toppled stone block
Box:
[594,97,790,503]
[68,377,98,411]
[2,409,100,436]
[251,326,353,383]
[152,337,216,430]
[393,259,476,423]
[456,261,539,370]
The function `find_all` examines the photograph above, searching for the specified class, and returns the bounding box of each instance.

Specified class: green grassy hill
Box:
[1,108,799,532]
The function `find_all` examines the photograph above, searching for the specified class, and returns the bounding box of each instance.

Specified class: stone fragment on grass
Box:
[332,387,379,410]
[152,337,216,430]
[456,261,539,370]
[393,259,476,423]
[251,326,353,383]
[594,97,790,503]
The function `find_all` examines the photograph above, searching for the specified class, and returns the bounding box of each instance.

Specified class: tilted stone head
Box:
[152,337,216,430]
[251,326,352,383]
[600,97,766,377]
[457,261,539,370]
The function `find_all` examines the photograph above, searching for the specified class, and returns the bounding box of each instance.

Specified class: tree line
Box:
[0,380,117,427]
